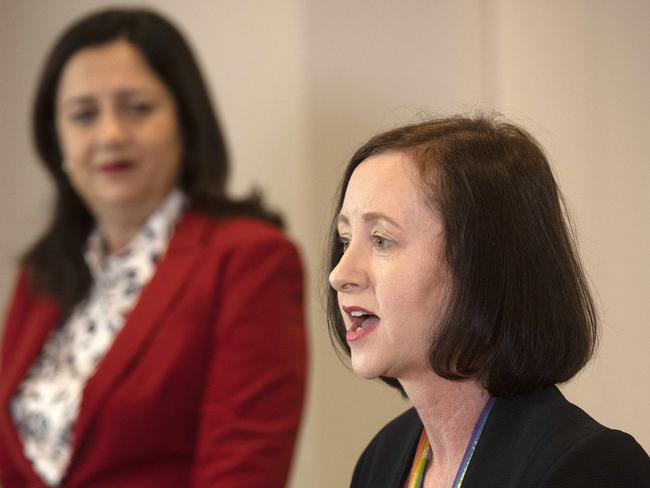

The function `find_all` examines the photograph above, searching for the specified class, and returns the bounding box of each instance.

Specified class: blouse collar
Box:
[84,189,188,281]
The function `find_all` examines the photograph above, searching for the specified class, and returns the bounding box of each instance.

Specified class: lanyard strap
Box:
[404,430,431,488]
[404,397,494,488]
[451,396,495,487]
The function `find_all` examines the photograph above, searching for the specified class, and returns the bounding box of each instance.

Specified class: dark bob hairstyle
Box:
[25,7,280,314]
[327,115,598,398]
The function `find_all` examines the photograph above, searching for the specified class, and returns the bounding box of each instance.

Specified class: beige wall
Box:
[1,1,648,487]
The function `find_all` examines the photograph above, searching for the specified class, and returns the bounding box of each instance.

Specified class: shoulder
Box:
[174,213,303,296]
[172,212,301,270]
[1,267,58,369]
[2,265,54,323]
[524,389,650,485]
[467,387,650,487]
[351,408,421,488]
[540,427,650,487]
[183,211,299,255]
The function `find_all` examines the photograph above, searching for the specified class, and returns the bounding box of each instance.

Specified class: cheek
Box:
[389,258,447,301]
[380,259,450,332]
[158,121,182,154]
[56,126,88,165]
[144,118,183,168]
[154,108,182,147]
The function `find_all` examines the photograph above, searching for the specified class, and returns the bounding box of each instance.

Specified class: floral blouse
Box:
[10,190,186,486]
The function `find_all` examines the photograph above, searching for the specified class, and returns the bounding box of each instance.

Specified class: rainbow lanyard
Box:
[404,397,494,488]
[404,429,431,488]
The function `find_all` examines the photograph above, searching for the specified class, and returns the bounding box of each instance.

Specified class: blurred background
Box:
[1,1,648,486]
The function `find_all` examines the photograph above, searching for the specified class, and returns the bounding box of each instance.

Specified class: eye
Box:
[69,107,97,125]
[124,101,155,117]
[339,236,350,253]
[372,234,393,250]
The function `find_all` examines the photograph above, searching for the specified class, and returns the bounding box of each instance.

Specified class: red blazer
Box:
[0,212,307,487]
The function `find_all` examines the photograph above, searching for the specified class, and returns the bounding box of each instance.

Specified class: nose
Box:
[329,243,368,292]
[96,108,129,147]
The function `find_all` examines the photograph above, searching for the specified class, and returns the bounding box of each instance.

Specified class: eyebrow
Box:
[59,89,153,108]
[336,212,403,230]
[59,95,94,109]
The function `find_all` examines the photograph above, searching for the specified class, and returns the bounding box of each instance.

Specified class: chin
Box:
[96,190,153,209]
[351,356,387,380]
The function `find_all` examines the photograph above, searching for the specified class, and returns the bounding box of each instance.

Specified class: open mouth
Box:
[342,306,380,341]
[348,310,380,332]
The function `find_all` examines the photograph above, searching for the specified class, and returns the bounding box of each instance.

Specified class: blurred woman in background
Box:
[327,115,650,487]
[0,8,306,487]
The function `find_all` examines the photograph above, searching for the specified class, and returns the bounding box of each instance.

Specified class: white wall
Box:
[1,1,648,487]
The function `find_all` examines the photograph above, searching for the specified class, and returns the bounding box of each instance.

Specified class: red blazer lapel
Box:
[70,212,214,463]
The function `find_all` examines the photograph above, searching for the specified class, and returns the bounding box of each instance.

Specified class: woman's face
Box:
[329,151,451,381]
[55,38,182,219]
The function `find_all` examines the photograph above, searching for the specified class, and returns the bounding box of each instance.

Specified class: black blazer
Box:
[351,386,650,487]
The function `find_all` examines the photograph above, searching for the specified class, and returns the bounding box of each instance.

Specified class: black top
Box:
[351,386,650,487]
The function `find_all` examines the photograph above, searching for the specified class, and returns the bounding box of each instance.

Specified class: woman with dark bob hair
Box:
[328,115,650,487]
[0,8,306,487]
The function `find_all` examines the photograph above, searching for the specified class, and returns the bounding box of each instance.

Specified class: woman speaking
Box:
[327,115,650,487]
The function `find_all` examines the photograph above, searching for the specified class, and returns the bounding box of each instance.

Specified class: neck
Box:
[400,373,490,487]
[94,205,154,254]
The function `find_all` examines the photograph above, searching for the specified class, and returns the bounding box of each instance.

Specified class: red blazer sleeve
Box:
[190,224,307,487]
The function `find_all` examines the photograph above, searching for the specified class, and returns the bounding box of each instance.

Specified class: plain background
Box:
[1,1,648,487]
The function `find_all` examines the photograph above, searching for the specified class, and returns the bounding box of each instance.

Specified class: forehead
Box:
[341,151,435,227]
[57,39,165,100]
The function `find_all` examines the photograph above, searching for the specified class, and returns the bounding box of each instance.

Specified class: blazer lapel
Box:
[70,212,213,460]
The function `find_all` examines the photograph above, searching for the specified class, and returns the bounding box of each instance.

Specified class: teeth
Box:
[350,310,368,317]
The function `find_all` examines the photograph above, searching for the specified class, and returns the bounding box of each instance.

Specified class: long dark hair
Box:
[327,115,598,398]
[25,7,282,314]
